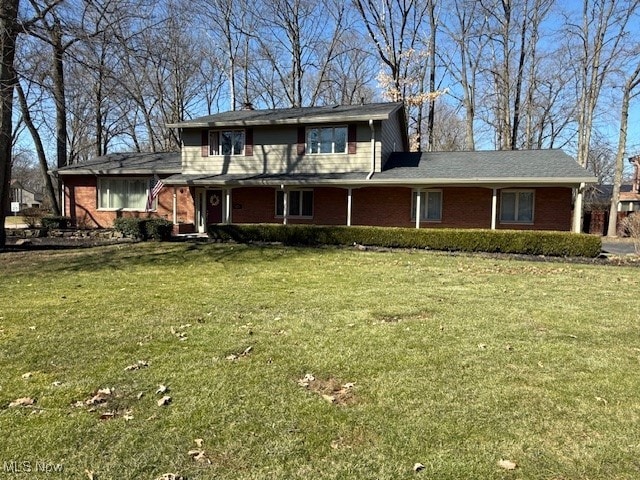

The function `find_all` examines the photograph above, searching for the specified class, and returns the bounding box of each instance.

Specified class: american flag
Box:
[146,175,164,211]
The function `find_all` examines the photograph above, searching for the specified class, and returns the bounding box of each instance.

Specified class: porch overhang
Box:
[162,172,594,189]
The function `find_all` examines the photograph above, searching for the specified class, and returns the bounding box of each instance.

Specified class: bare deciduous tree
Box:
[0,0,20,248]
[607,62,640,237]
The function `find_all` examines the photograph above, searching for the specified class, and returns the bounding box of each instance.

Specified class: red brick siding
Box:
[311,188,347,225]
[63,175,194,228]
[352,187,411,226]
[63,179,574,232]
[231,187,348,225]
[348,186,572,231]
[231,187,276,224]
[497,187,572,231]
[440,188,493,228]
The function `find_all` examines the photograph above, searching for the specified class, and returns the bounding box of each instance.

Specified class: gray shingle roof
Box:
[54,152,181,175]
[53,149,595,187]
[167,103,403,128]
[162,171,370,186]
[377,149,595,184]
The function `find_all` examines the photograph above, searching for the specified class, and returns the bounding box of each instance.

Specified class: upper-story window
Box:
[307,126,347,154]
[209,130,245,156]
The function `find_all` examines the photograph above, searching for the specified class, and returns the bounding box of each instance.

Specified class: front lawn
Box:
[0,243,639,479]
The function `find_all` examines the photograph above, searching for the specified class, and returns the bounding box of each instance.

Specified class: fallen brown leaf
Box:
[498,459,517,470]
[9,397,35,407]
[188,449,211,464]
[124,360,149,371]
[156,385,169,394]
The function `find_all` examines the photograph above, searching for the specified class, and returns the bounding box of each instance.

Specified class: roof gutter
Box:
[162,175,596,188]
[367,119,375,180]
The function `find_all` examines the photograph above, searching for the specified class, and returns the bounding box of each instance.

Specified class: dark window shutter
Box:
[297,127,306,156]
[245,128,253,156]
[348,124,357,154]
[201,130,209,157]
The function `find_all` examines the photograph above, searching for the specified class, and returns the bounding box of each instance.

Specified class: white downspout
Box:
[367,119,375,180]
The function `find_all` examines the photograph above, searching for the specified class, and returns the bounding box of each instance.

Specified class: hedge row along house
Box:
[55,102,596,234]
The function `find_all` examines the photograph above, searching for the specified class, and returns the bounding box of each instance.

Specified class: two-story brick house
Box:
[55,102,595,233]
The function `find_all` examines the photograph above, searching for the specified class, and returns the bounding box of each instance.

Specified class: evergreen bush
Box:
[41,215,71,230]
[208,224,601,257]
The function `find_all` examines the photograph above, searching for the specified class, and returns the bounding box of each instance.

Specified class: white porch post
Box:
[225,188,231,224]
[61,178,66,217]
[172,187,178,225]
[491,188,498,230]
[415,189,421,229]
[347,188,352,226]
[572,182,585,233]
[197,189,206,233]
[282,188,288,225]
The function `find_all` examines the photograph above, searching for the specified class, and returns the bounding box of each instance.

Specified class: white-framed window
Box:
[98,178,149,210]
[307,126,347,154]
[209,129,245,156]
[411,189,443,221]
[275,189,314,217]
[500,190,534,223]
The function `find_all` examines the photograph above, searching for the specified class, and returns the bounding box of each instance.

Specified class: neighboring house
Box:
[55,102,596,234]
[9,179,43,211]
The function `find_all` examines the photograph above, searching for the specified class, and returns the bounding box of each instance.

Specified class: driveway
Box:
[601,239,637,256]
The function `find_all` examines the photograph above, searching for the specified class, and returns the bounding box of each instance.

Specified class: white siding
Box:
[182,124,380,175]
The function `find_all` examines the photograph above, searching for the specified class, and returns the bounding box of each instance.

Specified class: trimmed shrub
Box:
[207,224,602,257]
[113,217,145,239]
[145,218,173,241]
[113,217,173,241]
[41,215,71,230]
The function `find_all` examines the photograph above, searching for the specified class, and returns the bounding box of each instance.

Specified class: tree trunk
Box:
[511,3,528,150]
[0,0,19,249]
[51,22,68,168]
[607,65,640,237]
[426,0,436,152]
[15,81,60,215]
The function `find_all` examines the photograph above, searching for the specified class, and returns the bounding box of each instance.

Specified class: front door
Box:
[207,189,223,225]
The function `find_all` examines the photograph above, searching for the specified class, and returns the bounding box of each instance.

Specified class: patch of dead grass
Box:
[297,374,356,406]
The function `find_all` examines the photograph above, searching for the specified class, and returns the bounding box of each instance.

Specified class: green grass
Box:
[0,242,639,479]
